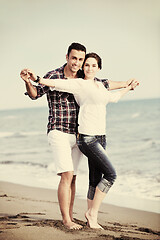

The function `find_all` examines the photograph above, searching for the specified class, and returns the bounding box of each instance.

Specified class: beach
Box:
[0,100,160,211]
[0,181,159,240]
[0,99,160,239]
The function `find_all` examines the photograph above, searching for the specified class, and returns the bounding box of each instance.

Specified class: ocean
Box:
[0,98,160,213]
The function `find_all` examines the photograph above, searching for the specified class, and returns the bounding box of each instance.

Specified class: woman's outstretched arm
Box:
[20,68,81,93]
[108,79,139,90]
[108,80,139,103]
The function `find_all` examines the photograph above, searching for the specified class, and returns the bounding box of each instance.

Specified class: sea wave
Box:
[0,160,47,168]
[139,138,160,150]
[0,150,39,156]
[0,131,45,138]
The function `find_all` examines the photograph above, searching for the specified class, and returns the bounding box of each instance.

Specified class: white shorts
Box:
[48,130,82,175]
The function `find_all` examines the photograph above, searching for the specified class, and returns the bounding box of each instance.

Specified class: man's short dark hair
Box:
[67,42,86,57]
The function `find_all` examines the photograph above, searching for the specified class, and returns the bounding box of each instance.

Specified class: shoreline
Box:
[0,181,160,240]
[1,175,159,214]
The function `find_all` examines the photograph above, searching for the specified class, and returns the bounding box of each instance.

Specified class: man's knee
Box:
[60,171,74,184]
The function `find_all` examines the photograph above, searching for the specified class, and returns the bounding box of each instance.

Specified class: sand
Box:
[0,181,159,240]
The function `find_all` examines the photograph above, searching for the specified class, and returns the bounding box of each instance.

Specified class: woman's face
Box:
[83,57,99,79]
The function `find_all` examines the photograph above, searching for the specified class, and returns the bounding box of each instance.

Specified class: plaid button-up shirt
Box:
[28,64,109,134]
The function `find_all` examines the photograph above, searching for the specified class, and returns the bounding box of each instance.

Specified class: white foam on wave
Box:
[0,163,57,190]
[3,115,17,119]
[110,173,160,201]
[22,131,45,136]
[0,132,13,138]
[103,191,160,213]
[131,112,140,118]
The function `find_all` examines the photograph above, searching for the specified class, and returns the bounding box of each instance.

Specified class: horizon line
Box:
[0,97,160,112]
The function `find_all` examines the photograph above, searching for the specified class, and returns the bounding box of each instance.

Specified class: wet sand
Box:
[0,181,159,240]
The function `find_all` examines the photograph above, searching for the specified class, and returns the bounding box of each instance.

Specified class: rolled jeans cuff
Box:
[87,186,96,200]
[97,178,112,194]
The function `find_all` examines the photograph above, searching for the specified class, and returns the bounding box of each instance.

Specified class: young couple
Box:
[20,42,139,230]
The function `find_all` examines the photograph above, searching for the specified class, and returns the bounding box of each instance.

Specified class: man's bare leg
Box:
[69,175,76,221]
[58,171,82,229]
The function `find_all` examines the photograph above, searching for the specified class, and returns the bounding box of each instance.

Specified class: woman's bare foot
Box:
[63,220,83,230]
[85,210,103,229]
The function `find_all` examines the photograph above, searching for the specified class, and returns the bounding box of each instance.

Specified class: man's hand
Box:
[20,68,37,83]
[26,69,37,82]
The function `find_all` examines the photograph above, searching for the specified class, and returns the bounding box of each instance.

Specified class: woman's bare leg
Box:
[85,187,105,229]
[87,198,93,209]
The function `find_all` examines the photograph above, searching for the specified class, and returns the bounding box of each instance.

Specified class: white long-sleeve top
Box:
[51,79,122,135]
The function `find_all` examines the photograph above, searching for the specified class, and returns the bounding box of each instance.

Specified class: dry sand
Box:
[0,181,159,240]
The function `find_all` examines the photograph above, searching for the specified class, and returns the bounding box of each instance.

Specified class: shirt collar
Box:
[61,63,83,79]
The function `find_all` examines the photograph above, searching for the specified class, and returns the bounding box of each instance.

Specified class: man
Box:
[20,42,133,229]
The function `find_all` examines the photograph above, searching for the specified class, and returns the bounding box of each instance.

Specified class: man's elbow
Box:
[24,92,38,100]
[29,93,38,100]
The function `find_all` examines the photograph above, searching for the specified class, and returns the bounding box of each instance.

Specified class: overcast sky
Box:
[0,0,160,110]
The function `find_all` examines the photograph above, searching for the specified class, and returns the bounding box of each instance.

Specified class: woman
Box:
[23,53,138,229]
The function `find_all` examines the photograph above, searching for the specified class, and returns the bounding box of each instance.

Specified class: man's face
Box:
[66,49,85,73]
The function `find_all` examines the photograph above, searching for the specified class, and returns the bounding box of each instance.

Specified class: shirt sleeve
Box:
[24,85,50,100]
[101,79,109,89]
[95,78,109,89]
[34,69,61,98]
[107,90,122,103]
[53,79,83,94]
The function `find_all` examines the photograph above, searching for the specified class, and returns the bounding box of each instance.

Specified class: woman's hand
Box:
[130,79,139,90]
[20,69,30,83]
[20,68,37,82]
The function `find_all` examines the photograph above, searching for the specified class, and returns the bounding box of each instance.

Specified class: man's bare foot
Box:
[63,220,83,230]
[85,210,103,229]
[69,213,75,222]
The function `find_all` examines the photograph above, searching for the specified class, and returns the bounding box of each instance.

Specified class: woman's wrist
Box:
[126,85,131,90]
[34,76,41,83]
